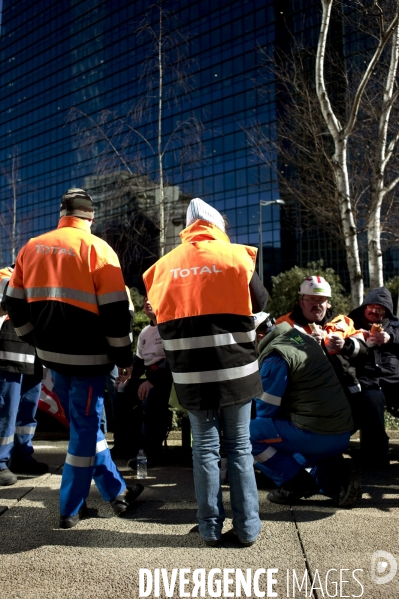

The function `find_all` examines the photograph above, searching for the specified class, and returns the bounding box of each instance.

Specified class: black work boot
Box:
[59,501,88,529]
[0,468,17,486]
[267,469,318,505]
[337,458,362,508]
[189,524,220,547]
[10,458,49,475]
[110,484,144,516]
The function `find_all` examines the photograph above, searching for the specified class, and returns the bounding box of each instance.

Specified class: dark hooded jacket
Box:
[348,287,399,389]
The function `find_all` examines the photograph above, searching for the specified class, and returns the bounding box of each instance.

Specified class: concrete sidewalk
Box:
[0,436,398,599]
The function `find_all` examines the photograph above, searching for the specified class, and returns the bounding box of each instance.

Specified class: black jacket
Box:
[0,273,41,377]
[349,287,399,389]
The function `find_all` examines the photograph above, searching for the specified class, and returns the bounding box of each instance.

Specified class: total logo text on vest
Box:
[170,265,222,278]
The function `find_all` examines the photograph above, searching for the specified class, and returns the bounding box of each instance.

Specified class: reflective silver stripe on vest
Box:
[0,279,9,295]
[259,392,281,406]
[15,425,36,435]
[97,290,128,305]
[37,348,111,366]
[96,439,108,453]
[348,383,361,394]
[106,333,133,347]
[172,359,259,385]
[0,350,35,364]
[351,337,360,358]
[163,330,256,351]
[6,286,25,299]
[65,452,95,468]
[0,434,14,445]
[254,447,277,463]
[25,286,97,305]
[14,322,34,337]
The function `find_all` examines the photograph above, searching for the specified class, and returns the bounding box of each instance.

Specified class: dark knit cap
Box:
[60,188,94,220]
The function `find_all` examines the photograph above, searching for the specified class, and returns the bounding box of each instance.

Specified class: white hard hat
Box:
[299,276,331,297]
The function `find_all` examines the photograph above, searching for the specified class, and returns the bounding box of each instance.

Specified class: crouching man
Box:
[251,321,361,507]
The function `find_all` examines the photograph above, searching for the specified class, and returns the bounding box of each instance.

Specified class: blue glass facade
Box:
[1,0,396,288]
[0,0,285,285]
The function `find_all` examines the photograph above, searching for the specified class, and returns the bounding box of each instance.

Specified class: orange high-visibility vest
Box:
[0,267,13,322]
[6,216,132,376]
[276,312,364,354]
[144,220,256,323]
[143,220,262,410]
[0,266,37,374]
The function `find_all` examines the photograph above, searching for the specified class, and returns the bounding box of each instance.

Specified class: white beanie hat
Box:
[186,198,225,232]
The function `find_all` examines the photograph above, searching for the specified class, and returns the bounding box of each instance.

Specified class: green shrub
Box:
[129,287,149,352]
[385,276,399,316]
[385,411,399,430]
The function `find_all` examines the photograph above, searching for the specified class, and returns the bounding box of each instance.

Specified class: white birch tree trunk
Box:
[368,19,399,288]
[333,139,364,306]
[316,1,399,305]
[367,202,383,288]
[316,0,363,306]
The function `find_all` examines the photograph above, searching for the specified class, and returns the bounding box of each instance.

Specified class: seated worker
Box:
[250,320,361,507]
[276,276,367,429]
[348,287,399,468]
[116,297,173,465]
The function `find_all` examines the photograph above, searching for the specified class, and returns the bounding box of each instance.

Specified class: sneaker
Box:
[337,459,362,508]
[0,468,17,486]
[110,484,144,516]
[267,469,318,505]
[189,525,220,547]
[10,458,49,475]
[59,501,88,529]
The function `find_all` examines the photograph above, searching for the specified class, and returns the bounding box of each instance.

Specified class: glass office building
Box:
[0,0,397,289]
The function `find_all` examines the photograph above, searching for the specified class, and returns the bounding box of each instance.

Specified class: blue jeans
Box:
[188,402,261,543]
[0,372,41,468]
[52,372,126,516]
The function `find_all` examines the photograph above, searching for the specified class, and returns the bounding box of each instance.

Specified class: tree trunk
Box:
[368,189,384,289]
[368,21,399,288]
[334,140,363,307]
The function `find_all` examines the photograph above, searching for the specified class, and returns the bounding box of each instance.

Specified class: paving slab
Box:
[1,438,398,598]
[0,440,310,599]
[292,442,399,598]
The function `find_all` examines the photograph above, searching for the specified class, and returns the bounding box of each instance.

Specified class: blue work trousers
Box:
[52,372,126,517]
[0,372,41,469]
[251,417,350,495]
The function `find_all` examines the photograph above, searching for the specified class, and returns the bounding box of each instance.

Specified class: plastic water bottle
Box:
[117,380,125,392]
[137,449,147,479]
